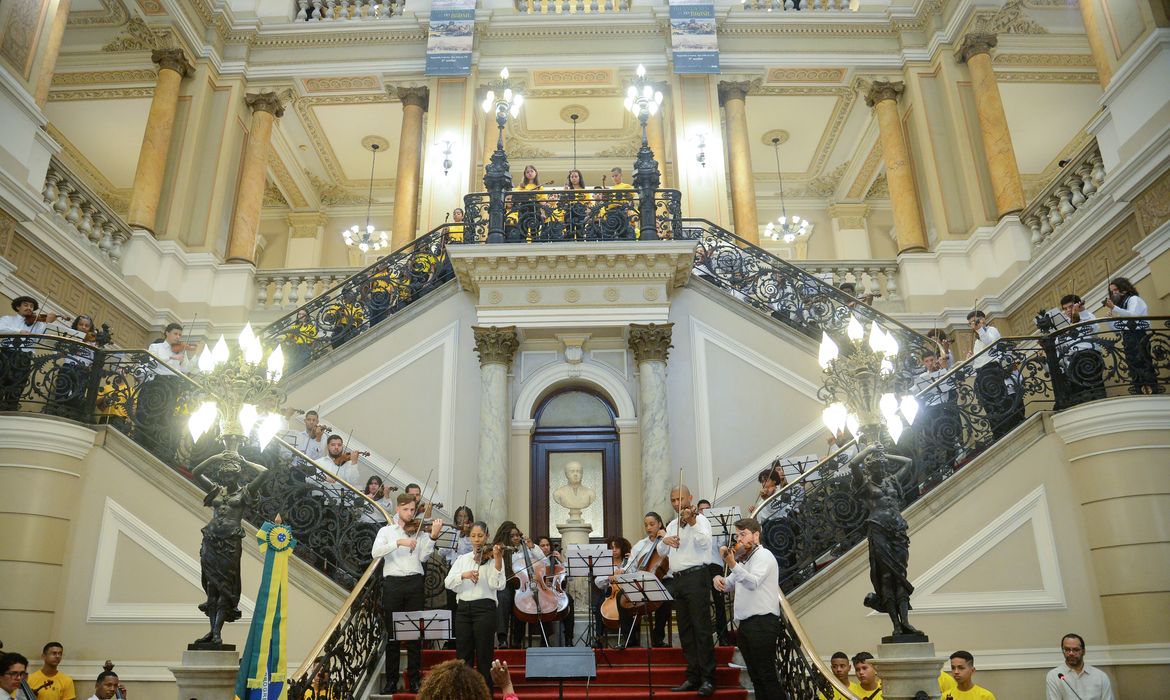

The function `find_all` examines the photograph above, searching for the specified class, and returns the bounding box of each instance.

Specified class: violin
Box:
[332,450,370,465]
[86,323,113,347]
[171,342,199,353]
[401,515,444,537]
[23,312,68,325]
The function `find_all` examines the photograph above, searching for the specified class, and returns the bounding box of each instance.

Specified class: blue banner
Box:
[670,2,719,74]
[426,3,475,76]
[234,522,296,700]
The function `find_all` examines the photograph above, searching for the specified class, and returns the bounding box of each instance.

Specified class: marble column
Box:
[127,49,193,235]
[32,0,74,106]
[629,323,673,516]
[473,325,519,530]
[718,81,759,244]
[392,86,429,250]
[647,82,670,187]
[864,80,927,254]
[957,33,1026,218]
[226,92,284,264]
[1078,0,1114,89]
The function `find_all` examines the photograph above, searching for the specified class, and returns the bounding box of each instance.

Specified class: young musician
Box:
[557,169,591,240]
[27,642,75,700]
[287,410,327,460]
[0,651,32,700]
[713,518,781,699]
[658,485,716,696]
[147,322,197,374]
[1105,276,1160,394]
[967,310,1022,439]
[492,521,523,648]
[445,521,505,690]
[87,670,125,700]
[315,434,360,488]
[593,536,631,647]
[619,512,672,648]
[371,494,444,694]
[0,296,54,411]
[504,526,543,647]
[533,535,568,647]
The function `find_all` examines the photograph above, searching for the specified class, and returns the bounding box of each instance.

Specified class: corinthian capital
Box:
[245,91,286,118]
[396,86,430,111]
[151,48,192,78]
[956,33,997,64]
[717,80,752,107]
[863,80,905,108]
[628,323,674,364]
[473,326,519,367]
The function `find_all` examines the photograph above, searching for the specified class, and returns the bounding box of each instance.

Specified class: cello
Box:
[513,534,569,632]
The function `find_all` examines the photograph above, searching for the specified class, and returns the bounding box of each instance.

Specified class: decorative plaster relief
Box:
[301,76,383,93]
[51,69,158,86]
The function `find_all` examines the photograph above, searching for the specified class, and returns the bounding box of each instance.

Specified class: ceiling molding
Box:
[51,69,158,86]
[290,92,399,189]
[67,0,131,27]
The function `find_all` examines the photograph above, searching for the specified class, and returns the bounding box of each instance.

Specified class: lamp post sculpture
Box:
[624,64,663,240]
[480,68,523,243]
[818,318,926,641]
[186,323,288,647]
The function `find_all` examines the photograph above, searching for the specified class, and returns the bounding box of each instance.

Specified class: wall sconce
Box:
[694,132,707,168]
[437,139,455,176]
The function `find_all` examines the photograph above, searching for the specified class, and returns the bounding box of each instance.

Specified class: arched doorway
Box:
[530,388,621,542]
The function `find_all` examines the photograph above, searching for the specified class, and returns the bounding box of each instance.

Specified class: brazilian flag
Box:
[235,520,297,700]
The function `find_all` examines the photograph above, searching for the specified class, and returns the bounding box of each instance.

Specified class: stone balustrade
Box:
[295,0,403,21]
[41,158,133,265]
[793,259,899,301]
[255,268,359,310]
[515,0,630,13]
[741,0,856,11]
[1020,140,1106,249]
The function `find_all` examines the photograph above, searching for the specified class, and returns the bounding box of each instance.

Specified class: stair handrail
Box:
[679,217,930,352]
[751,315,1169,592]
[777,588,862,700]
[260,223,456,372]
[0,331,392,586]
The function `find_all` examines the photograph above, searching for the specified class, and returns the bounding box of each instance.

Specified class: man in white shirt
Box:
[1,652,34,700]
[86,670,125,700]
[967,310,1023,440]
[913,349,959,482]
[313,435,360,502]
[658,485,716,696]
[1045,633,1114,700]
[0,296,53,411]
[371,494,444,694]
[1056,294,1105,406]
[713,517,781,699]
[146,323,197,375]
[285,410,326,460]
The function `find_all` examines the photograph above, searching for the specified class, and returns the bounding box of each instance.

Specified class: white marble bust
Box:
[552,460,595,521]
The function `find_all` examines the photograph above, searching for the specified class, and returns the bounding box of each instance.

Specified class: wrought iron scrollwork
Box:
[754,317,1170,595]
[457,188,682,244]
[260,225,455,373]
[0,333,390,589]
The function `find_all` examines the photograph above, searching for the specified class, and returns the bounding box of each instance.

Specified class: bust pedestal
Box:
[874,640,945,700]
[170,649,240,700]
[557,519,593,644]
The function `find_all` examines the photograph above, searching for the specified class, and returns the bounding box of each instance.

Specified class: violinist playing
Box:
[147,322,199,374]
[371,493,444,695]
[315,434,362,489]
[0,296,54,410]
[658,485,717,696]
[713,517,781,700]
[443,521,504,690]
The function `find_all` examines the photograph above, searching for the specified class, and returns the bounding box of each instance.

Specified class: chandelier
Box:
[188,323,287,449]
[764,136,811,244]
[818,317,918,445]
[342,142,389,253]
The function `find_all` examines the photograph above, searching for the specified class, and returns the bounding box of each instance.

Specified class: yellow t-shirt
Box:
[818,683,855,700]
[27,671,76,700]
[942,685,995,700]
[850,681,882,700]
[939,670,957,693]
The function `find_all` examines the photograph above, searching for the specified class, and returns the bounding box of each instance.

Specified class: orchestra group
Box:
[369,473,785,699]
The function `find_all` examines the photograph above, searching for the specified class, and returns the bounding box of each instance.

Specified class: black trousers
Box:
[623,600,671,647]
[496,586,525,646]
[382,573,424,688]
[455,599,497,690]
[974,364,1023,440]
[707,563,729,643]
[0,349,32,411]
[1121,329,1161,393]
[737,614,782,700]
[672,567,716,685]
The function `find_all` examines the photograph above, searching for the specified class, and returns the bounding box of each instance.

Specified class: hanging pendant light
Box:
[764,136,812,244]
[341,142,390,253]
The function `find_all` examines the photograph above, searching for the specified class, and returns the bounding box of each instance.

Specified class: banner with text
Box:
[426,0,475,76]
[670,0,719,74]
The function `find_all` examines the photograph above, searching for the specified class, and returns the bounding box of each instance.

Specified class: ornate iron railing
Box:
[753,316,1170,593]
[679,218,930,371]
[456,187,683,244]
[0,332,390,587]
[259,225,455,374]
[777,591,859,699]
[288,559,386,700]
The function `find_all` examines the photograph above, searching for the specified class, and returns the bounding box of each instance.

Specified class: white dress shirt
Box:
[971,325,1002,369]
[1045,663,1115,700]
[1109,294,1149,331]
[723,545,781,621]
[0,314,46,350]
[445,550,506,602]
[658,513,712,572]
[913,367,955,406]
[284,429,325,459]
[595,555,629,591]
[314,455,359,487]
[371,520,436,577]
[147,340,195,375]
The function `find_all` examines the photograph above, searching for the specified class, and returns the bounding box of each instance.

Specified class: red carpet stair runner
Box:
[380,647,749,699]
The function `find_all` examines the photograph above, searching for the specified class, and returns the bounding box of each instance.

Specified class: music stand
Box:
[705,506,740,641]
[525,647,597,700]
[392,610,452,652]
[565,543,614,649]
[615,571,673,697]
[431,524,458,553]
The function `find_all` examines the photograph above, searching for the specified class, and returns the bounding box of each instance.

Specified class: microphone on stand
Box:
[1058,673,1085,700]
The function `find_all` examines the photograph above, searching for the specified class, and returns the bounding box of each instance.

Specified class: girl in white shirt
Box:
[444,521,505,689]
[1105,277,1161,394]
